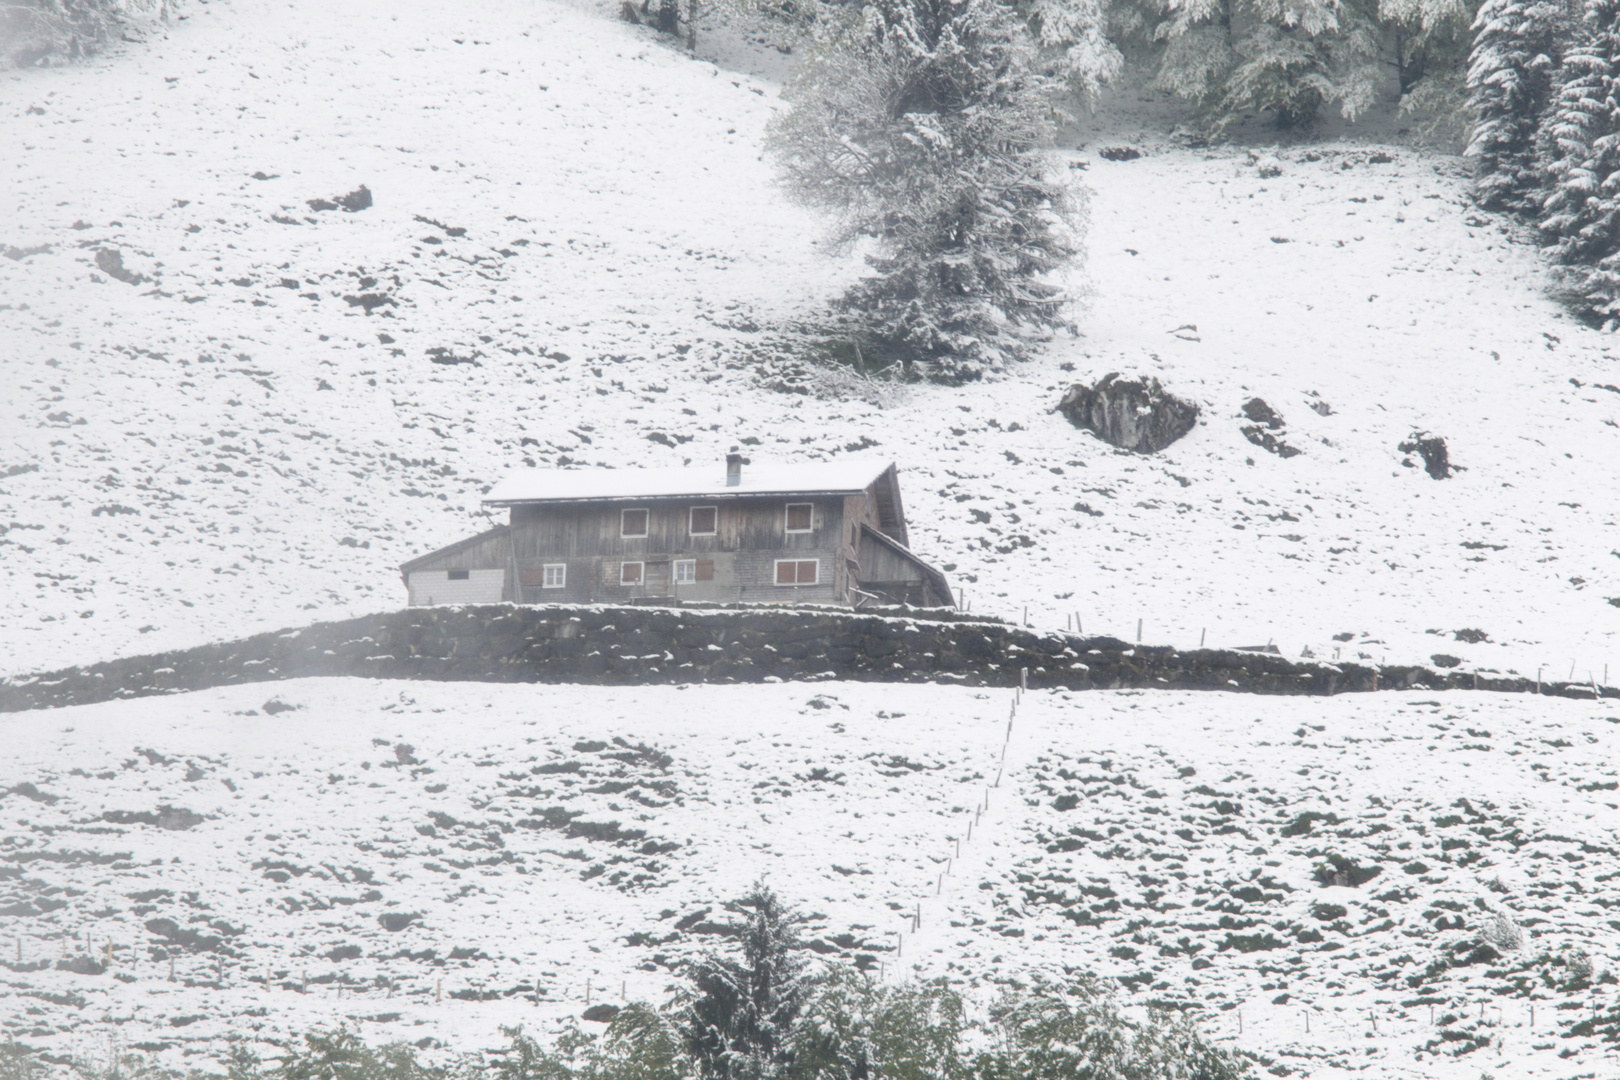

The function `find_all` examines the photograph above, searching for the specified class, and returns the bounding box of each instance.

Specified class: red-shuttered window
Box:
[774,559,818,585]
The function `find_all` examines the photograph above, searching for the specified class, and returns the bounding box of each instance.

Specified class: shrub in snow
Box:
[788,969,967,1080]
[979,981,1249,1080]
[1477,911,1526,952]
[682,883,810,1080]
[490,1008,692,1080]
[769,0,1080,380]
[136,972,1245,1080]
[1466,0,1572,216]
[272,1027,445,1080]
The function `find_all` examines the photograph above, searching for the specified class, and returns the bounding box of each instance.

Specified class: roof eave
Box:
[484,487,869,507]
[398,524,511,574]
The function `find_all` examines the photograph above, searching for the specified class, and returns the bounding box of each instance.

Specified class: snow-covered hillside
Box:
[2,0,1617,681]
[5,3,1620,1077]
[2,680,1616,1078]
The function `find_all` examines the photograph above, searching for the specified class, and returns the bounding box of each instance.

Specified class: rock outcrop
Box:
[1058,374,1199,453]
[1399,432,1461,479]
[1240,397,1301,458]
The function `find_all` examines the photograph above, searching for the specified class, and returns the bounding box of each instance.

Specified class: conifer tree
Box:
[1466,0,1571,215]
[1014,0,1124,107]
[1540,0,1620,321]
[768,0,1079,379]
[682,884,809,1080]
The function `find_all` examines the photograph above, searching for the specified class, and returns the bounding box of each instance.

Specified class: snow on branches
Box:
[768,0,1081,379]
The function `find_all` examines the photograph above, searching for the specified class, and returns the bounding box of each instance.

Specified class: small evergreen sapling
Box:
[1466,0,1572,215]
[682,884,810,1080]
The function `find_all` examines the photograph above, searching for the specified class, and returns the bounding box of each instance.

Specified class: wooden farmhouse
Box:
[399,452,953,608]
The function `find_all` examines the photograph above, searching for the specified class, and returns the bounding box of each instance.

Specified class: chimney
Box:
[726,448,744,487]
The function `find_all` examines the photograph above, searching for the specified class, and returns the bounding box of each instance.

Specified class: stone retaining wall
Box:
[0,604,1610,712]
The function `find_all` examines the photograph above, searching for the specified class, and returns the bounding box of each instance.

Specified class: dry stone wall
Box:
[0,604,1608,712]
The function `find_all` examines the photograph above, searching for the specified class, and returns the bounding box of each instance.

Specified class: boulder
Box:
[1058,374,1199,453]
[1239,397,1301,458]
[1399,432,1461,479]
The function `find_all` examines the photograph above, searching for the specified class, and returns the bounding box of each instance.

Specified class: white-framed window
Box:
[448,569,470,581]
[785,502,813,534]
[621,561,645,585]
[689,505,718,535]
[621,508,649,538]
[542,563,566,589]
[674,559,696,584]
[774,558,818,586]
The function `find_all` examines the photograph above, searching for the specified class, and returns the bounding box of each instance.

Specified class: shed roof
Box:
[398,524,511,574]
[483,458,895,506]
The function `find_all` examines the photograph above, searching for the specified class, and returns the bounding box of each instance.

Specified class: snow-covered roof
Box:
[483,458,894,505]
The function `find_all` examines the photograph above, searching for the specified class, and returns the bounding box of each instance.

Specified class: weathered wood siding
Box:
[859,532,931,584]
[509,497,849,604]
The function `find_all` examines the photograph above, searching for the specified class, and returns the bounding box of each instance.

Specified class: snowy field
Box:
[1,0,1618,682]
[2,679,1617,1078]
[5,0,1620,1077]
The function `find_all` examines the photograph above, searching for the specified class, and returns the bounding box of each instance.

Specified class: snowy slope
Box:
[1,0,1618,683]
[2,679,1616,1078]
[4,7,1620,1077]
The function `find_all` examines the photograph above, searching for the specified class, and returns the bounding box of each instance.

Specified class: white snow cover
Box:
[1,679,1616,1078]
[1,0,1617,680]
[2,0,1620,1076]
[482,457,891,504]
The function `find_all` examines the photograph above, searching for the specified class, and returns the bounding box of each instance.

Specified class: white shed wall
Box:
[407,569,505,606]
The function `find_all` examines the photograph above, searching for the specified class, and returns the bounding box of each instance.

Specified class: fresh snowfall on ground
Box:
[2,0,1620,1077]
[2,679,1618,1079]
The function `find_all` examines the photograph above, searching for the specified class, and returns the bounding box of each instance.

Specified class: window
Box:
[542,563,566,589]
[448,569,470,581]
[785,502,813,533]
[674,559,695,584]
[774,559,818,585]
[621,508,649,538]
[620,561,644,585]
[689,506,717,535]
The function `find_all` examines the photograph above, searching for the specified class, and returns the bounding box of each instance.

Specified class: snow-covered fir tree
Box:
[1013,0,1124,107]
[1540,0,1620,321]
[1124,0,1477,131]
[682,884,810,1080]
[768,0,1079,378]
[1466,0,1572,214]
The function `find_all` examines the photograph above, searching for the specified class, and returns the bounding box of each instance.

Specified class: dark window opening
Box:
[448,569,470,581]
